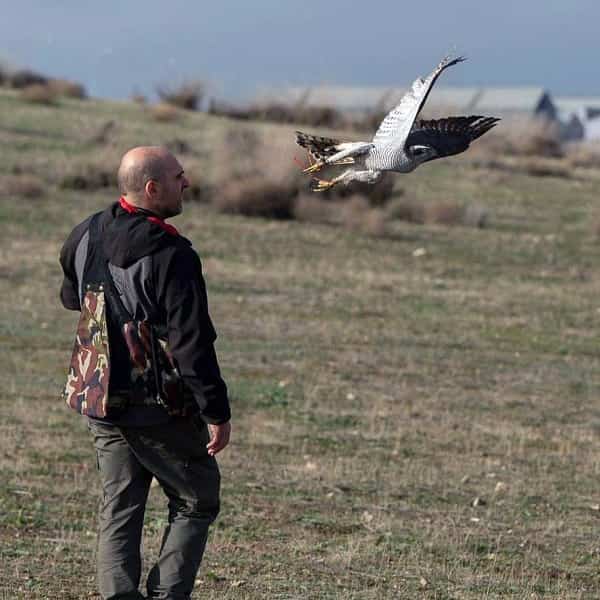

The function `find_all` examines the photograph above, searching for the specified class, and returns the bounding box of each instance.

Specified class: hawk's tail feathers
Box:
[295,130,353,163]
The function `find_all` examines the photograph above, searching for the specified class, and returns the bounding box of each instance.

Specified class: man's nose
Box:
[182,176,190,189]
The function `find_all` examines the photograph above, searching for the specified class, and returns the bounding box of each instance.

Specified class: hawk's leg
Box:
[303,142,373,174]
[310,169,381,192]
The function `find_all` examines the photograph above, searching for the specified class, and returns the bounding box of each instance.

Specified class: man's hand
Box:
[207,421,231,456]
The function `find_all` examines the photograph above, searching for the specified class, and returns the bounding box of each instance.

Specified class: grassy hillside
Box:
[2,89,600,599]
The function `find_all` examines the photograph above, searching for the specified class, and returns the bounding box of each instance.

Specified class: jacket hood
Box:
[101,202,190,268]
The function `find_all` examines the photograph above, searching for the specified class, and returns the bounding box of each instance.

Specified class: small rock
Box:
[494,482,507,494]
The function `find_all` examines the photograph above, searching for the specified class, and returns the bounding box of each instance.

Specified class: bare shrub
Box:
[566,143,600,169]
[166,138,192,155]
[150,103,180,122]
[9,69,48,89]
[185,182,212,203]
[520,157,571,178]
[209,97,344,128]
[156,81,204,111]
[86,120,116,145]
[47,78,86,99]
[293,194,336,224]
[483,117,563,158]
[387,198,487,228]
[463,204,489,228]
[341,195,386,236]
[131,91,147,105]
[470,155,571,179]
[424,202,464,225]
[214,177,297,219]
[0,174,45,199]
[20,84,57,105]
[387,198,426,224]
[339,173,397,207]
[59,163,116,191]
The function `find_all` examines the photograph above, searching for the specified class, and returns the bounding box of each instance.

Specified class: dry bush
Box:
[387,198,426,224]
[0,174,45,199]
[463,204,489,228]
[209,98,344,128]
[387,198,488,228]
[470,154,571,179]
[47,78,86,99]
[156,81,204,111]
[336,173,397,207]
[424,202,464,225]
[294,194,386,235]
[166,138,192,155]
[565,143,600,169]
[20,84,57,105]
[214,177,297,219]
[59,163,116,191]
[520,157,571,178]
[480,117,563,158]
[131,92,147,105]
[293,194,337,224]
[88,120,116,145]
[9,69,48,89]
[341,195,387,236]
[150,103,181,122]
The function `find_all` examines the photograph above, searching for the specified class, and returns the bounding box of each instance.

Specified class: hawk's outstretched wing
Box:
[406,116,500,158]
[373,56,466,147]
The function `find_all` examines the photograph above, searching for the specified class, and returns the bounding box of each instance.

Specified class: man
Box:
[59,146,231,600]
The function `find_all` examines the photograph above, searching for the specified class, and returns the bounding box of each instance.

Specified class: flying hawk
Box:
[295,56,499,191]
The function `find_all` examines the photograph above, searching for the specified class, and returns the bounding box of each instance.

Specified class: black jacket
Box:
[59,201,230,425]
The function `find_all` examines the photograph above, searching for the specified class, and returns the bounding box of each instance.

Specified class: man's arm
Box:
[155,243,231,426]
[59,217,93,311]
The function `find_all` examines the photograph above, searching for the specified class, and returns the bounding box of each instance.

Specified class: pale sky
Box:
[1,1,599,100]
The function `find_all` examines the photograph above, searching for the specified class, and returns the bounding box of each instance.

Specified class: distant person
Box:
[58,146,231,600]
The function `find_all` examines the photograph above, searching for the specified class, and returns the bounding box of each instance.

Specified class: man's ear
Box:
[145,179,158,197]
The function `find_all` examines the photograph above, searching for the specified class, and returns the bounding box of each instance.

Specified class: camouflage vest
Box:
[62,213,196,418]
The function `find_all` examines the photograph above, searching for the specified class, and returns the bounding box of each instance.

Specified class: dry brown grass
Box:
[5,89,600,599]
[20,84,57,105]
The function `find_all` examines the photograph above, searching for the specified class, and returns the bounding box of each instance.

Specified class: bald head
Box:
[117,146,189,218]
[118,146,172,197]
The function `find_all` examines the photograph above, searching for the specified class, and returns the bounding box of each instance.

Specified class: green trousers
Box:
[88,416,221,600]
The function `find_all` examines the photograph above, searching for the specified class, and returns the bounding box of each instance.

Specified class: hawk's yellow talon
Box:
[310,177,336,192]
[303,161,325,174]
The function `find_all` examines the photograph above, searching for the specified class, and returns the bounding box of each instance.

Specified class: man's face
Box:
[154,155,189,218]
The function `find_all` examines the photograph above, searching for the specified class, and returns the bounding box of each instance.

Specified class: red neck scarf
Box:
[119,197,179,236]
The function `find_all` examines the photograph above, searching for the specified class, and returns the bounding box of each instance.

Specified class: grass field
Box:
[2,89,600,598]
